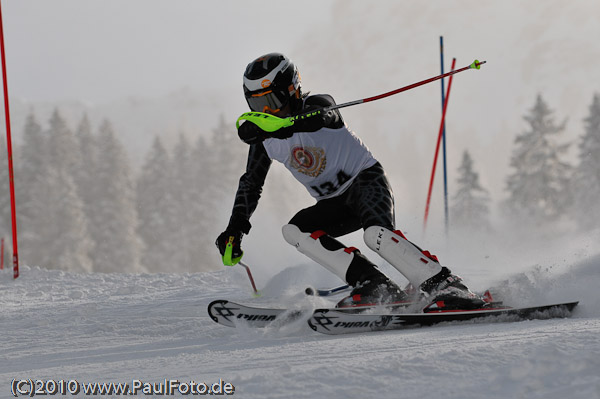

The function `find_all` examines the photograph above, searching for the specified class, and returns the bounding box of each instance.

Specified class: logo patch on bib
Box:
[290,146,326,177]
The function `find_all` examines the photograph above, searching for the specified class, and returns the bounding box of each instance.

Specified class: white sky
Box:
[3,0,330,103]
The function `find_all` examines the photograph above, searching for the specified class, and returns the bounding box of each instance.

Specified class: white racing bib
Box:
[263,124,377,199]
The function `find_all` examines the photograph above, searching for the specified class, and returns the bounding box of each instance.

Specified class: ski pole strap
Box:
[222,236,243,266]
[235,110,325,132]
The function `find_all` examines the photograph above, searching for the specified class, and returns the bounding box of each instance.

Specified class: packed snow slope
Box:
[1,254,599,399]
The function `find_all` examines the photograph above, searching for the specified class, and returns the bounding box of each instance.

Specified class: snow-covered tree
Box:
[90,119,142,273]
[15,112,45,266]
[170,133,207,272]
[573,93,600,230]
[0,139,11,246]
[136,136,174,272]
[73,114,98,211]
[504,95,572,226]
[208,114,248,201]
[48,111,93,271]
[451,150,491,232]
[18,110,93,271]
[47,109,83,180]
[34,166,93,271]
[187,134,221,271]
[16,112,45,232]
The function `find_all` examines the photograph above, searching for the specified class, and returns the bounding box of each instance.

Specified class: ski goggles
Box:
[245,88,289,113]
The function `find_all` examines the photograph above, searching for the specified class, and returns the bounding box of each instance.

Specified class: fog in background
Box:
[1,1,599,286]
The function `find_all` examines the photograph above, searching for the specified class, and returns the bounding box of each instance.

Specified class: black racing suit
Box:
[226,94,396,285]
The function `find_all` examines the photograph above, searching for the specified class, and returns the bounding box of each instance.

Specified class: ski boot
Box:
[420,267,486,312]
[336,274,410,309]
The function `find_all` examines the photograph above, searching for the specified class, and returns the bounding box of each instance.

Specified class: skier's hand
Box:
[238,120,294,144]
[215,229,244,265]
[289,109,334,132]
[238,121,262,144]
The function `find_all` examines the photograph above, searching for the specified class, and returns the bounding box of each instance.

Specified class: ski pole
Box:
[236,59,486,132]
[239,261,260,297]
[305,284,351,297]
[329,59,485,111]
[222,237,261,297]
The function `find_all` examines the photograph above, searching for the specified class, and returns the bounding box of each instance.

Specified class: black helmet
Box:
[243,53,302,113]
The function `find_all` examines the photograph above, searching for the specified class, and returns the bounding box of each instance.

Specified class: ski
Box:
[208,300,299,328]
[207,299,418,328]
[307,301,579,335]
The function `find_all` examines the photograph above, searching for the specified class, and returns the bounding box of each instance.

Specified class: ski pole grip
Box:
[222,236,243,266]
[236,112,294,132]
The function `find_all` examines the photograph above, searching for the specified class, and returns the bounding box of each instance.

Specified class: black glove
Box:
[238,121,266,145]
[237,108,337,145]
[215,229,244,261]
[287,109,341,133]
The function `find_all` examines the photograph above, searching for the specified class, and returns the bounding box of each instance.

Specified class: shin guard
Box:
[282,224,354,282]
[364,226,442,288]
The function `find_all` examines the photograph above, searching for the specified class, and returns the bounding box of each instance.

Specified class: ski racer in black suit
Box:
[216,52,483,309]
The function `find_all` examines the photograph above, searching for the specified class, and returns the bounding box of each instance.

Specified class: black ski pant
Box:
[288,162,395,285]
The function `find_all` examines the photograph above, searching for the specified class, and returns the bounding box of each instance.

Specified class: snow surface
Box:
[1,255,599,399]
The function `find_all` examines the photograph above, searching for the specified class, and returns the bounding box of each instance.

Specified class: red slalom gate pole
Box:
[424,57,457,233]
[0,1,19,279]
[1,237,4,270]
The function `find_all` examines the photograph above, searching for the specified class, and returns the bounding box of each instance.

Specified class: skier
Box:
[216,52,483,309]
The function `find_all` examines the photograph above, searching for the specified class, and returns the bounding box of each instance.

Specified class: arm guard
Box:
[237,94,344,144]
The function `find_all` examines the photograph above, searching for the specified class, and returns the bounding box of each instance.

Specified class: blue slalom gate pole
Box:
[440,36,449,236]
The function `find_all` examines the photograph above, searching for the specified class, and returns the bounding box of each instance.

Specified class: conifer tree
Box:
[73,114,97,211]
[21,110,93,271]
[0,143,9,268]
[16,112,45,234]
[47,109,82,179]
[170,133,205,271]
[16,112,44,266]
[0,140,10,240]
[208,115,248,201]
[91,119,142,272]
[188,134,220,270]
[136,136,174,272]
[36,166,93,271]
[504,95,572,226]
[574,93,600,230]
[451,150,491,232]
